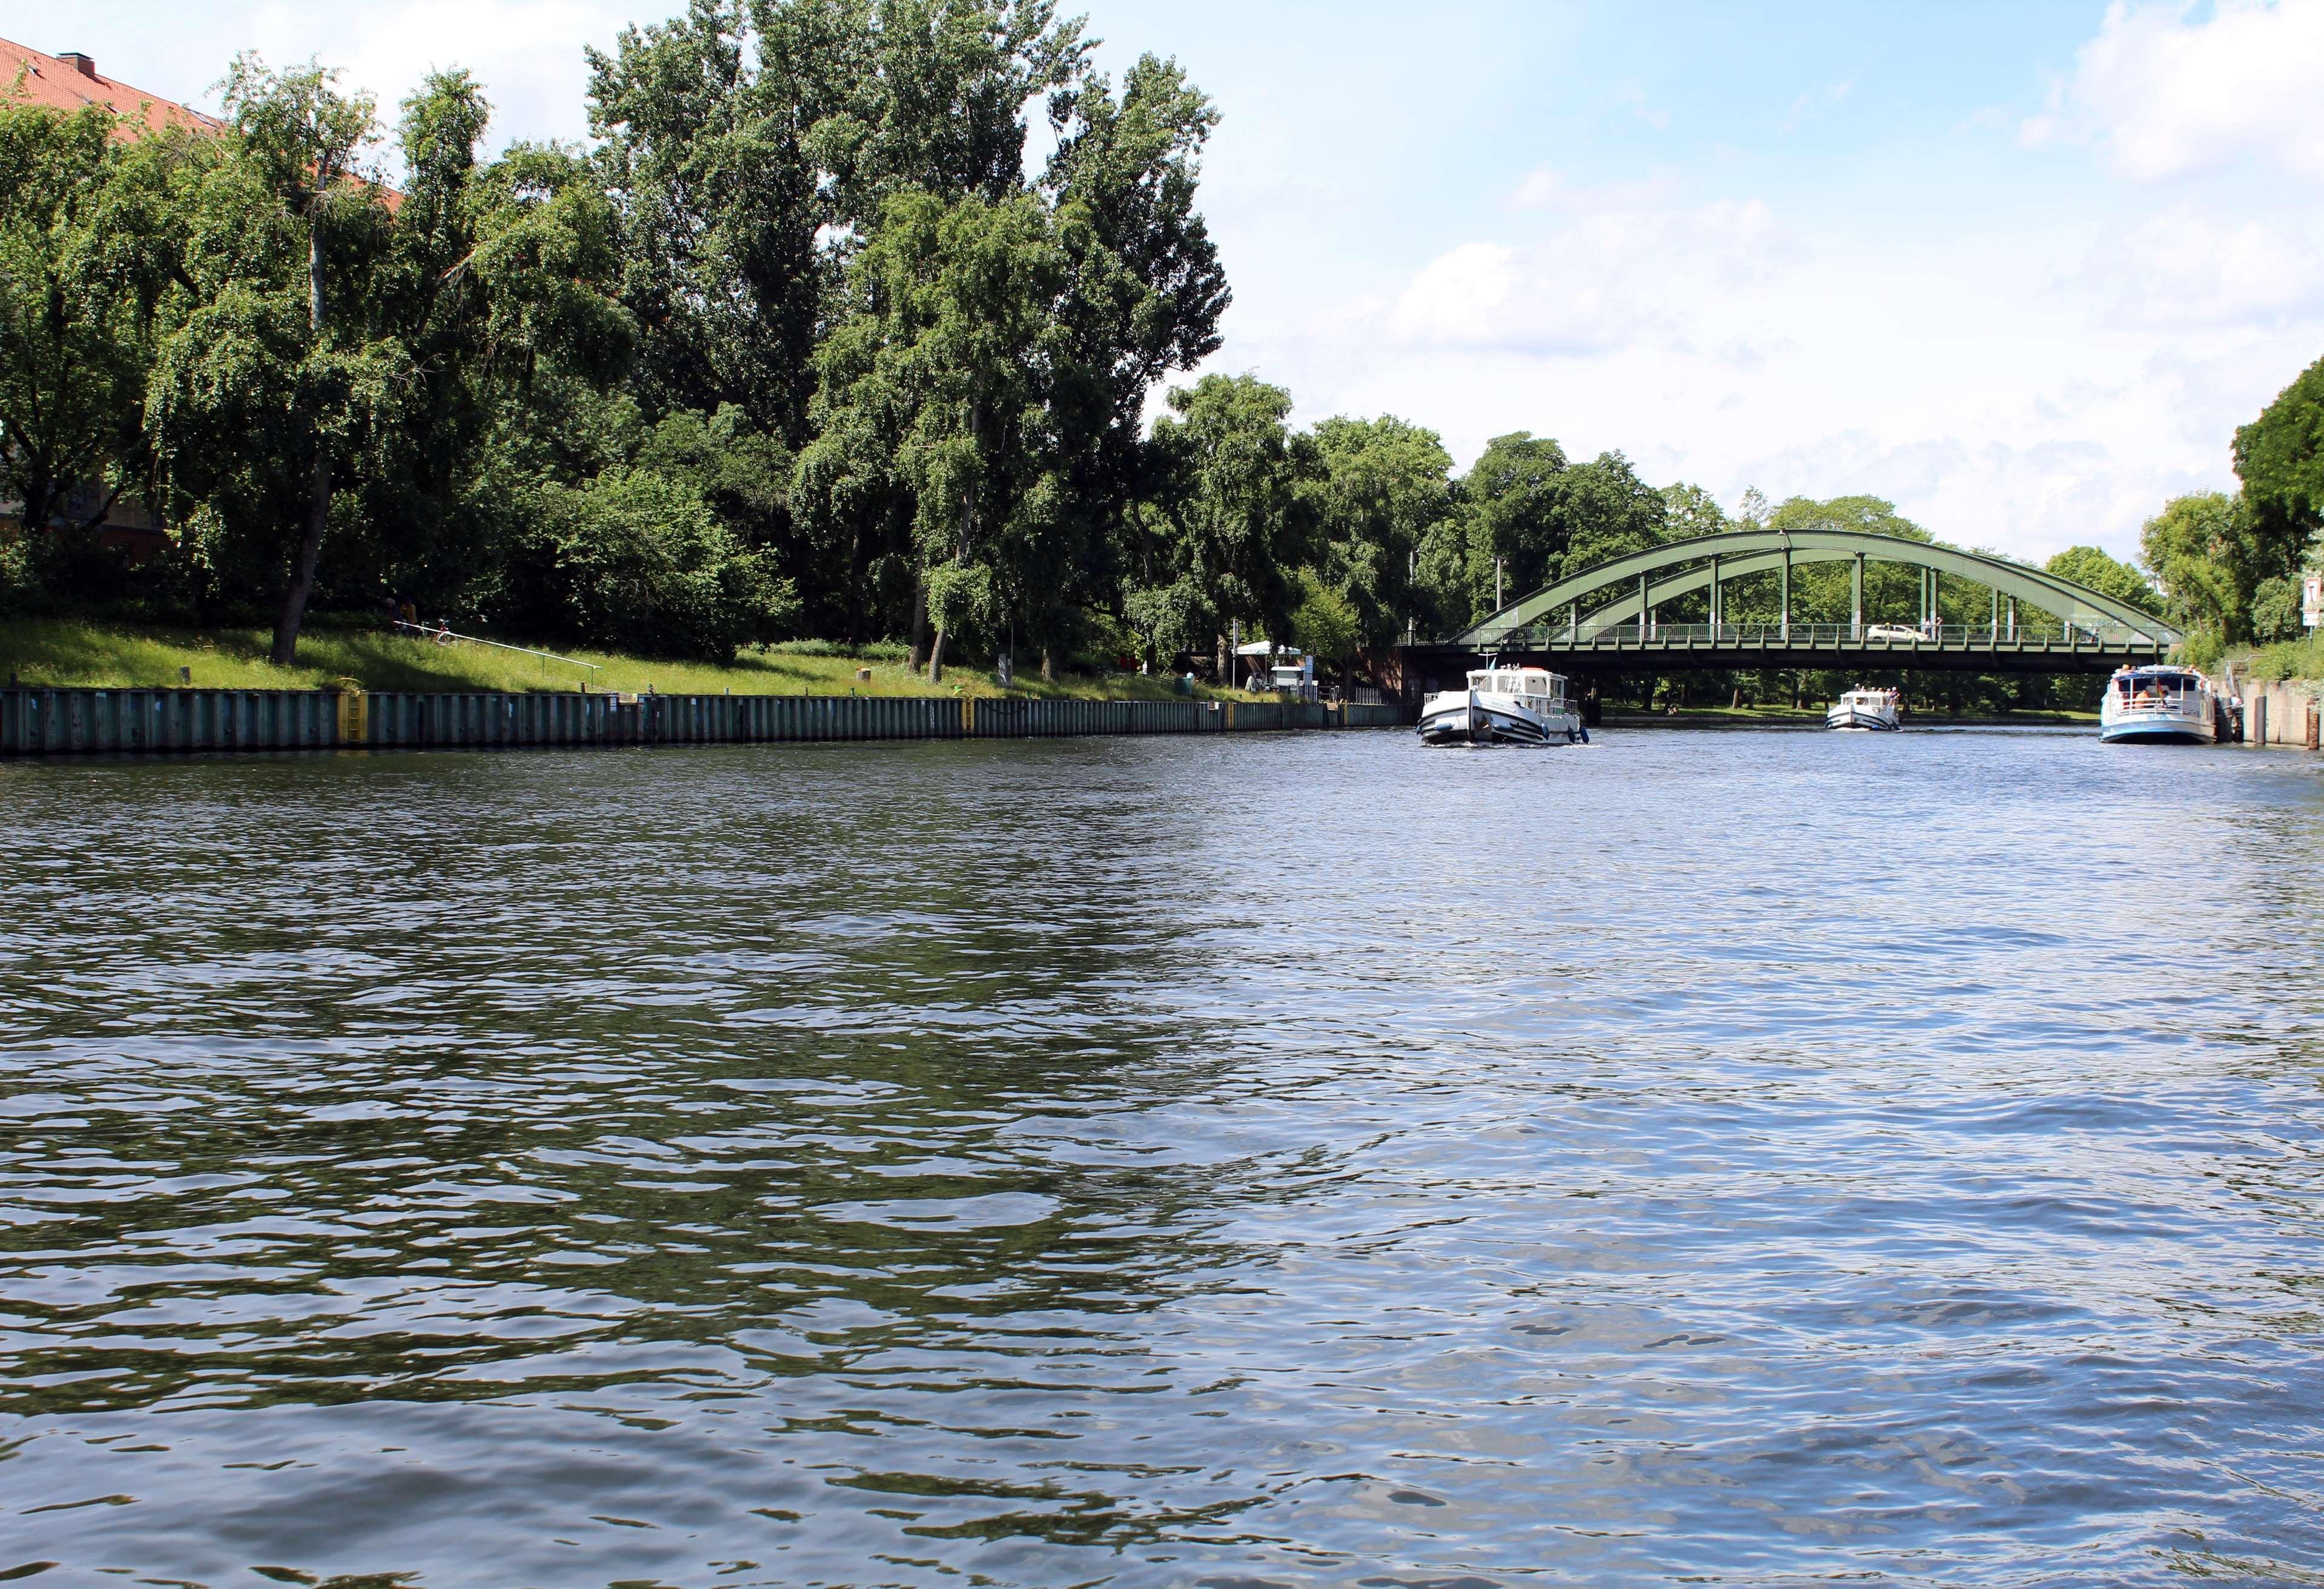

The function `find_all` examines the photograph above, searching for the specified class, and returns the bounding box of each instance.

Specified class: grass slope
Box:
[0,618,1253,702]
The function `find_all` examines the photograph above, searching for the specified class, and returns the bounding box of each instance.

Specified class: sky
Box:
[28,0,2324,563]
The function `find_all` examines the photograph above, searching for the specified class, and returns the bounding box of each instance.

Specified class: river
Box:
[3,726,2322,1586]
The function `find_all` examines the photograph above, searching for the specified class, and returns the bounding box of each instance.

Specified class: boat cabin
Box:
[1468,665,1569,706]
[2113,668,2203,703]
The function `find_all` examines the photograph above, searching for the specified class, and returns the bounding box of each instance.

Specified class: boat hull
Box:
[2099,717,2215,745]
[1417,691,1580,746]
[1825,707,1900,731]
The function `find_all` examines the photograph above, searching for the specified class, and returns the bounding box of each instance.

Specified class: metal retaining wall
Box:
[2,686,1404,757]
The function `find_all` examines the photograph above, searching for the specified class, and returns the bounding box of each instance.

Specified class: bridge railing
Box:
[1486,620,2171,650]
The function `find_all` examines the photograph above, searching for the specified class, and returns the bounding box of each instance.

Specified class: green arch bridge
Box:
[1401,528,2179,680]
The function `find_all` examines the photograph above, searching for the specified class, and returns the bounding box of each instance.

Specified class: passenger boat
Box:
[2100,664,2220,744]
[1418,663,1584,746]
[1826,686,1901,731]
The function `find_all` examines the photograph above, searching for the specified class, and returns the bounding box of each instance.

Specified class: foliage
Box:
[2233,353,2324,570]
[533,466,797,659]
[1142,373,1317,659]
[0,104,185,538]
[2139,492,2266,648]
[1288,571,1360,673]
[1308,415,1451,649]
[2044,545,2159,614]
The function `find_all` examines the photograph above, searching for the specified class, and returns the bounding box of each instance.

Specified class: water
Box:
[4,727,2323,1587]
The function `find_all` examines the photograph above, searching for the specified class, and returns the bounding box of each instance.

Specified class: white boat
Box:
[1826,686,1901,731]
[1418,663,1584,746]
[2100,665,2219,744]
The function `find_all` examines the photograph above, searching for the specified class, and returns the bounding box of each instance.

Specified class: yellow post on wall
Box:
[332,685,366,746]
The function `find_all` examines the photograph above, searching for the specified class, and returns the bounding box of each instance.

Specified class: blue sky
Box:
[32,1,2324,561]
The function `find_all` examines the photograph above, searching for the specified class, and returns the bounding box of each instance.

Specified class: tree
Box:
[1308,415,1452,651]
[1288,571,1359,682]
[1458,430,1568,605]
[0,104,184,545]
[1556,450,1669,575]
[1143,373,1317,675]
[1039,53,1228,671]
[2234,353,2324,571]
[536,465,794,657]
[808,188,1071,682]
[2141,491,2266,648]
[2044,545,2159,614]
[149,54,394,665]
[1661,482,1729,539]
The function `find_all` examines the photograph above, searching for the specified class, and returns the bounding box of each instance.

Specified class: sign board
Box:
[2305,574,2323,630]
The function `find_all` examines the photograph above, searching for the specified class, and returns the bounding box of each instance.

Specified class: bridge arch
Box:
[1449,529,2179,649]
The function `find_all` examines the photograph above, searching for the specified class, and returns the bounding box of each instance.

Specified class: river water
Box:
[4,726,2322,1587]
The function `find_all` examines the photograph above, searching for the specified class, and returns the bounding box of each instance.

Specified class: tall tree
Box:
[1143,373,1317,676]
[2233,353,2324,573]
[1308,415,1451,650]
[2141,491,2266,648]
[2045,545,2159,614]
[808,188,1070,681]
[0,104,185,541]
[150,55,393,664]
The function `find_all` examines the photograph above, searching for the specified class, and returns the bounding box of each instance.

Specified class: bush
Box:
[766,638,908,661]
[536,469,799,660]
[0,529,36,613]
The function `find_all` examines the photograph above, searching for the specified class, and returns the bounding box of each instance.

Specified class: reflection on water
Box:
[4,729,2323,1585]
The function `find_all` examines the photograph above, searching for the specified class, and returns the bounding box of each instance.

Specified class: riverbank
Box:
[0,682,1401,757]
[0,617,1254,703]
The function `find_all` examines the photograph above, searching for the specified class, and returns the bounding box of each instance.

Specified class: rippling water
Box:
[5,726,2324,1587]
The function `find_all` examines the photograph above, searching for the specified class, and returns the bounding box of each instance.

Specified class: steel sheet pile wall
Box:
[0,688,337,755]
[3,686,1399,758]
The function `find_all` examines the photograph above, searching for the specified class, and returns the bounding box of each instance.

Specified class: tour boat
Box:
[2100,665,2220,745]
[1418,663,1584,746]
[1826,686,1901,732]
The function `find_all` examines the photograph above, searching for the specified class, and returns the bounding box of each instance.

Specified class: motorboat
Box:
[1826,686,1901,731]
[1418,662,1584,746]
[2100,664,2220,744]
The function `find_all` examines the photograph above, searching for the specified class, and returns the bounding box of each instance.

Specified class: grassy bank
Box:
[2244,634,2324,683]
[0,617,1253,702]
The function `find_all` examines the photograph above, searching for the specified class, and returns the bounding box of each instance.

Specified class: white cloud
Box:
[242,0,629,156]
[1258,175,2320,562]
[2022,0,2324,180]
[1405,183,1789,358]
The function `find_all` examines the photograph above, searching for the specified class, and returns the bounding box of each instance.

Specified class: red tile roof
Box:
[1,36,222,137]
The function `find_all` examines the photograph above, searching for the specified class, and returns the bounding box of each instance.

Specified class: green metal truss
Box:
[1449,529,2181,648]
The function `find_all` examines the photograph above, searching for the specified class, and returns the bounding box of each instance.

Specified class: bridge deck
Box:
[1410,622,2166,676]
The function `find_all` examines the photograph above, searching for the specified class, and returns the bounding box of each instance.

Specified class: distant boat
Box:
[2100,665,2219,744]
[1826,686,1901,731]
[1418,663,1583,746]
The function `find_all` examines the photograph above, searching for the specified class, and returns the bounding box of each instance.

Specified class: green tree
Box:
[0,104,185,549]
[807,188,1070,682]
[536,466,794,657]
[1288,570,1360,683]
[2234,353,2324,571]
[1038,53,1228,672]
[2044,545,2159,614]
[1308,415,1452,651]
[149,54,396,664]
[2140,490,2266,648]
[1661,482,1730,539]
[1142,373,1318,676]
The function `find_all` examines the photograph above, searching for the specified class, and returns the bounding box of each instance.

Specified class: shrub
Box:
[536,469,798,660]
